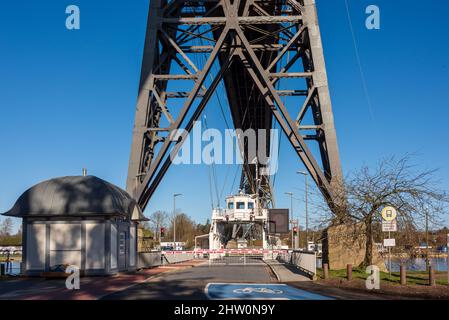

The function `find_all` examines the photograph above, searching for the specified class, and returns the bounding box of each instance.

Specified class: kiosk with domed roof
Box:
[1,175,146,276]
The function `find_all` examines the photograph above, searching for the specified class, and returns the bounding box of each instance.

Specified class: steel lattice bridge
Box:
[126,0,343,213]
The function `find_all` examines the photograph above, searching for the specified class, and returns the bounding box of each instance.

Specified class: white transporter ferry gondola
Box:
[209,191,271,259]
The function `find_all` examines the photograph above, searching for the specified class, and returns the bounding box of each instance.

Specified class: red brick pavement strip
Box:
[18,261,205,300]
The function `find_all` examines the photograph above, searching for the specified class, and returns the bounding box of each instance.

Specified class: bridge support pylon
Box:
[127,0,344,214]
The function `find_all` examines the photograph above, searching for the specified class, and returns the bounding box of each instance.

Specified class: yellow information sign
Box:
[381,206,397,221]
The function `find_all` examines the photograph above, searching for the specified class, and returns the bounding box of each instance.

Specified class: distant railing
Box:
[212,209,267,220]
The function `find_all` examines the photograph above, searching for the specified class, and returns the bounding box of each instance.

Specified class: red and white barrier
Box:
[162,249,289,255]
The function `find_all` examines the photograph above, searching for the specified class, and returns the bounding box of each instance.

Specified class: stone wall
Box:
[322,223,387,272]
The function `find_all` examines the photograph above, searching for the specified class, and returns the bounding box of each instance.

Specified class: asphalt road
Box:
[100,261,390,300]
[102,264,277,300]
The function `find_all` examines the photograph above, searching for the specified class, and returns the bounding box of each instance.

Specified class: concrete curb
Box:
[264,260,281,282]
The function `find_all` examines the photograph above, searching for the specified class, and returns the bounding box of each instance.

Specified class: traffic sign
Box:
[381,206,397,221]
[382,220,397,232]
[383,239,396,247]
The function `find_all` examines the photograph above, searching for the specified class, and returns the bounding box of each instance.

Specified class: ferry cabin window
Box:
[228,202,234,209]
[248,202,254,209]
[237,202,245,209]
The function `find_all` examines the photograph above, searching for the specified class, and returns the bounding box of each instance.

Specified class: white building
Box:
[160,242,186,251]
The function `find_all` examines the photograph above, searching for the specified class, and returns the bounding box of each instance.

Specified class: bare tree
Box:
[342,156,449,267]
[16,223,23,236]
[164,214,211,249]
[172,213,196,247]
[150,211,168,242]
[0,218,14,236]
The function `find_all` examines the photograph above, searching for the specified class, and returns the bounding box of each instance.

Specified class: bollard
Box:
[429,266,436,286]
[0,264,5,276]
[323,263,329,280]
[347,264,353,281]
[400,264,407,285]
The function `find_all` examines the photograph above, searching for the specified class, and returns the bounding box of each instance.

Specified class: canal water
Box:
[0,261,21,275]
[317,257,449,272]
[388,257,448,272]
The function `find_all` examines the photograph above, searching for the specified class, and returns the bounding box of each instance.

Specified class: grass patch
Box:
[317,267,448,286]
[0,255,22,262]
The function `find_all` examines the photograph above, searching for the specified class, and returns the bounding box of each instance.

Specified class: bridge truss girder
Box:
[127,0,343,213]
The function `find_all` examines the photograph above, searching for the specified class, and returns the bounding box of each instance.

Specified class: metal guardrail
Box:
[197,249,287,266]
[208,252,266,266]
[138,250,197,267]
[277,250,317,279]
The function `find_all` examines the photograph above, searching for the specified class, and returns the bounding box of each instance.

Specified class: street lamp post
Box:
[447,234,449,285]
[285,192,294,249]
[173,193,182,248]
[297,171,309,246]
[425,209,430,272]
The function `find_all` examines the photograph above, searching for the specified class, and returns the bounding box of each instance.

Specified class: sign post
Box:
[381,206,398,278]
[388,230,392,277]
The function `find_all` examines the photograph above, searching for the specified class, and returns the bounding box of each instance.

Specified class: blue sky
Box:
[1,0,448,232]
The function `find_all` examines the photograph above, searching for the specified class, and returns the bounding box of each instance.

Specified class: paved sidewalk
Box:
[0,260,205,300]
[265,260,311,282]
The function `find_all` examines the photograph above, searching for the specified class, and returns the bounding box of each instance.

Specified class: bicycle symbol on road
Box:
[233,287,283,294]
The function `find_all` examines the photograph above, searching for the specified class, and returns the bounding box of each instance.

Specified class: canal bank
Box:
[317,256,449,272]
[310,267,449,300]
